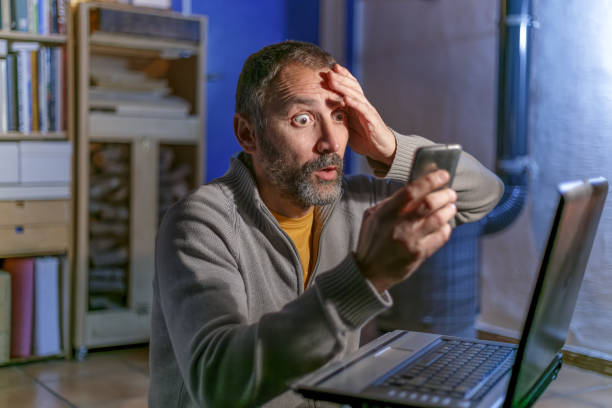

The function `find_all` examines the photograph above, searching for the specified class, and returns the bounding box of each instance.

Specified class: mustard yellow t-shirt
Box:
[271,208,319,287]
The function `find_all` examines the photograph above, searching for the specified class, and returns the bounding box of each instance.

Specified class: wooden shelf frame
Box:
[0,0,74,365]
[0,31,67,43]
[73,1,207,352]
[0,131,68,140]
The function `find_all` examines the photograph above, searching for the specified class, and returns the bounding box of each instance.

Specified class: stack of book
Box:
[0,256,63,363]
[89,54,191,120]
[89,7,198,42]
[4,0,67,34]
[0,39,65,134]
[88,143,130,311]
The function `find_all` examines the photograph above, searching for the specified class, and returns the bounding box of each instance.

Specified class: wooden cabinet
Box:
[0,0,73,365]
[73,2,206,354]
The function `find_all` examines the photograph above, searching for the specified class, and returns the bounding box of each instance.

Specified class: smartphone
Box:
[409,144,462,187]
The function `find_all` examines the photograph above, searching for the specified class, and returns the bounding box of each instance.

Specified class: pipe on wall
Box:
[480,0,536,234]
[372,0,537,338]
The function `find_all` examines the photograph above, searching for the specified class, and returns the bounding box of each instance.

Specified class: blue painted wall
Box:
[172,0,320,181]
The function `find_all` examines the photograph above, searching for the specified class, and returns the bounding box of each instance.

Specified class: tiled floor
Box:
[0,346,149,408]
[0,345,611,407]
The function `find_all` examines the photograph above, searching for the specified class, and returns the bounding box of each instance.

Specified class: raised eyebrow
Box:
[281,95,346,116]
[278,97,315,116]
[327,96,346,110]
[285,96,317,107]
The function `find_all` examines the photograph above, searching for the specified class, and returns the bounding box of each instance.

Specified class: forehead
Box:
[268,63,342,111]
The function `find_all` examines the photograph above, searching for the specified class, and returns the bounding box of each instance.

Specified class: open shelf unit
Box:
[0,0,73,365]
[72,2,206,355]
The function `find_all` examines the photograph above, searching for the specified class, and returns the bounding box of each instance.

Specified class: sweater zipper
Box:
[304,203,336,291]
[258,195,340,293]
[259,204,306,292]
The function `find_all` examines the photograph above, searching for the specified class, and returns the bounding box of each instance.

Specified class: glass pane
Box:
[88,142,131,311]
[158,144,197,225]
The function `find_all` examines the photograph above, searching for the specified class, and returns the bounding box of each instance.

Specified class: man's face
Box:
[254,64,349,210]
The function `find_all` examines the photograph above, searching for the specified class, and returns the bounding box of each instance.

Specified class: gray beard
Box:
[258,134,344,208]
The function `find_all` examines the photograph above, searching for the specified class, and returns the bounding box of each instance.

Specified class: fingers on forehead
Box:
[335,63,357,79]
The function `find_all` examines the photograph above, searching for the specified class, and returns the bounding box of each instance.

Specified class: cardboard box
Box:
[19,141,72,184]
[0,143,19,184]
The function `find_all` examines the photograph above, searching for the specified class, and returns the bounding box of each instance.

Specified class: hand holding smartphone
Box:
[409,144,462,187]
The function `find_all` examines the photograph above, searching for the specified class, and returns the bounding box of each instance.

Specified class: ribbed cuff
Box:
[316,254,392,330]
[385,132,434,181]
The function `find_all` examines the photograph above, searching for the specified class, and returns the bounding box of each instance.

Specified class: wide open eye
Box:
[333,109,347,122]
[292,113,313,126]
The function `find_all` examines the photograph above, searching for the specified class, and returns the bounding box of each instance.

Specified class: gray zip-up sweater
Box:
[150,133,503,407]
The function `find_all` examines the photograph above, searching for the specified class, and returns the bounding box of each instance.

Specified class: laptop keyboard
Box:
[371,340,515,405]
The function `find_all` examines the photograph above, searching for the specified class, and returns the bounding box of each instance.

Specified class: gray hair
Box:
[235,40,336,135]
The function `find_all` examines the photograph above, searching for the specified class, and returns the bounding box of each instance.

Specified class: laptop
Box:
[293,177,608,408]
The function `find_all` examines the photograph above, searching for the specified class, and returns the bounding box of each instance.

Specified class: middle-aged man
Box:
[150,41,504,407]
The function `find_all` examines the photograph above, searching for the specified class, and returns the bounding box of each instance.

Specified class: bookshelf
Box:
[73,2,206,356]
[0,0,73,366]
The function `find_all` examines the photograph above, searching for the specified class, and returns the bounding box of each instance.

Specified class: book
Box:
[11,0,28,32]
[59,256,69,356]
[88,112,200,141]
[6,53,18,131]
[50,0,58,34]
[2,0,12,30]
[48,46,57,131]
[59,46,65,131]
[56,0,65,34]
[27,0,38,34]
[0,40,8,133]
[3,257,34,358]
[31,50,39,132]
[47,46,63,132]
[38,0,49,35]
[131,0,170,9]
[33,257,61,356]
[0,270,10,364]
[11,42,40,134]
[93,8,200,42]
[38,47,49,133]
[89,99,189,119]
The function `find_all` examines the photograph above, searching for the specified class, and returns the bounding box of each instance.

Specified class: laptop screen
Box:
[509,178,607,405]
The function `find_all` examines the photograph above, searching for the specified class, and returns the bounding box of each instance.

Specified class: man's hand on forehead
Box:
[325,64,397,165]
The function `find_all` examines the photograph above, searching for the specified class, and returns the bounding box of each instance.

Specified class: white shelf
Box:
[88,112,200,143]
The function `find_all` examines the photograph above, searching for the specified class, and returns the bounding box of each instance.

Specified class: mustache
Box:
[301,153,344,174]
